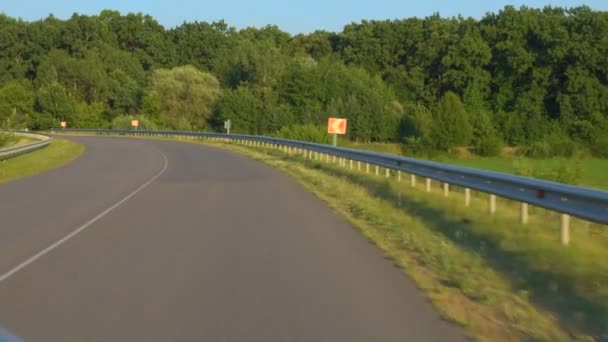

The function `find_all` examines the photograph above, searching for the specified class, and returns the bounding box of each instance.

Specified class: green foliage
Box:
[35,81,77,122]
[111,115,158,130]
[0,132,17,148]
[149,65,221,130]
[0,80,35,129]
[74,102,109,128]
[517,132,581,158]
[591,135,608,158]
[430,92,472,151]
[471,111,502,156]
[0,8,605,157]
[513,158,583,184]
[473,135,503,157]
[274,124,331,144]
[214,85,265,134]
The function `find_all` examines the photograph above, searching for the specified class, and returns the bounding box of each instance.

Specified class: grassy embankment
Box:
[0,138,85,184]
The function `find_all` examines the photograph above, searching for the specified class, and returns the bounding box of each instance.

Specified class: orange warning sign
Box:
[131,120,139,127]
[327,118,347,134]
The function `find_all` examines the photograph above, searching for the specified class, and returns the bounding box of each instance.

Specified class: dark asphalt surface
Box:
[0,136,466,341]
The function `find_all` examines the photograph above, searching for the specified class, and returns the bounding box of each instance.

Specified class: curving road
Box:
[0,136,466,341]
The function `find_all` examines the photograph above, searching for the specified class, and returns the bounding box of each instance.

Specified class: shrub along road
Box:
[0,136,465,342]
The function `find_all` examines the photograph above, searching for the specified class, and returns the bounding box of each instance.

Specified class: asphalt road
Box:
[0,136,466,342]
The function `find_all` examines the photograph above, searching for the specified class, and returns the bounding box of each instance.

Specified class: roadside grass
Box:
[194,139,606,341]
[0,138,84,184]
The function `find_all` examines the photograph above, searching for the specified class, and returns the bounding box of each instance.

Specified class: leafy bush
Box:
[518,133,581,158]
[31,113,57,130]
[111,115,158,130]
[402,136,441,158]
[517,140,552,158]
[274,124,331,144]
[0,132,17,148]
[430,92,472,151]
[591,135,608,158]
[473,135,503,157]
[513,158,583,184]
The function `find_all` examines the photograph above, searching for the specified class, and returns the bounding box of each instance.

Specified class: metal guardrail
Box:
[54,128,608,243]
[0,132,52,160]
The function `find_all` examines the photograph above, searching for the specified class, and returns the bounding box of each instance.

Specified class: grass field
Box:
[196,139,607,341]
[0,138,85,184]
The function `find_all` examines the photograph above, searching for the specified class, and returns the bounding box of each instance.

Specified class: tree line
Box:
[0,6,606,157]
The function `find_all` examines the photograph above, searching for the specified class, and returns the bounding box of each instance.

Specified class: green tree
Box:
[149,65,221,130]
[0,80,36,129]
[429,92,472,151]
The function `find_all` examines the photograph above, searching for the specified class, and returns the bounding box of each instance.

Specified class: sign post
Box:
[224,119,231,134]
[131,119,139,130]
[327,118,347,146]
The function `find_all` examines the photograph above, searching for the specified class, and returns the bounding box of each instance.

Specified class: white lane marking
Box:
[0,151,169,285]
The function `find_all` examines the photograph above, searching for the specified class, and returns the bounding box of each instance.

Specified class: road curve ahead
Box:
[0,136,466,342]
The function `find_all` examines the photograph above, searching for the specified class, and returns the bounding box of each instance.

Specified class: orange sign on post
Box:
[327,118,347,134]
[60,121,67,128]
[131,120,139,127]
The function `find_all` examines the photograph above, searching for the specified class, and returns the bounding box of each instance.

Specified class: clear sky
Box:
[2,0,607,34]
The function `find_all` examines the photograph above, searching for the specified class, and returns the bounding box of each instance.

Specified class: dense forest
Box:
[0,6,607,157]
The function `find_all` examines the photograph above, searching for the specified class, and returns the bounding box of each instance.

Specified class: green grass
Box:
[341,142,608,191]
[0,138,85,184]
[438,156,608,191]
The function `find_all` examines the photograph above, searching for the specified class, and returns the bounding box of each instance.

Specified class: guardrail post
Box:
[385,168,390,178]
[489,195,496,214]
[465,188,471,207]
[333,155,336,163]
[357,161,361,171]
[443,183,449,197]
[366,163,370,174]
[398,171,401,182]
[410,174,416,187]
[425,178,431,192]
[350,159,353,170]
[520,203,529,224]
[561,214,570,245]
[375,165,379,176]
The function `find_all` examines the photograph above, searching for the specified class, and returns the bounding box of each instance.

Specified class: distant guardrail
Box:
[0,132,52,160]
[53,128,608,245]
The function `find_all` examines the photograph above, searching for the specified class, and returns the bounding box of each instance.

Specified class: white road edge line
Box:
[0,150,169,285]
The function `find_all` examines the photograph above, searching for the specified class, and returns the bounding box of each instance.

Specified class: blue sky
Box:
[2,0,607,34]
